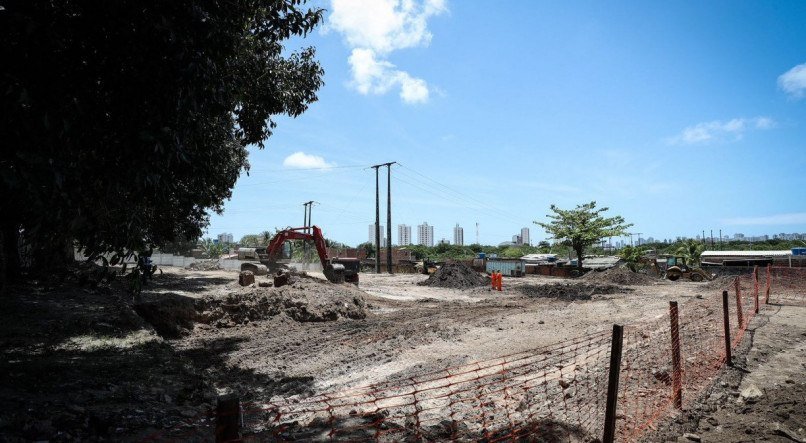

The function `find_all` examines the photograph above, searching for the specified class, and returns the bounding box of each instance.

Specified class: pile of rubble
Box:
[418,261,489,289]
[134,275,368,337]
[519,282,629,301]
[186,259,221,271]
[198,276,367,327]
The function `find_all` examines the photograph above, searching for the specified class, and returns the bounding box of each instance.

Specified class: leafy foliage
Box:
[618,245,645,272]
[357,242,376,259]
[200,239,227,259]
[674,239,706,266]
[535,202,632,269]
[0,1,324,282]
[239,235,263,248]
[159,238,199,256]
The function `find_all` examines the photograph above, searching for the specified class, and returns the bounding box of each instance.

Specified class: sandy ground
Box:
[0,266,802,441]
[176,270,701,395]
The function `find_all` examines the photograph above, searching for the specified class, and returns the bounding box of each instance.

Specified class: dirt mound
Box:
[519,282,629,301]
[186,259,221,271]
[418,261,489,289]
[703,275,738,290]
[133,294,197,338]
[197,277,367,327]
[581,266,657,285]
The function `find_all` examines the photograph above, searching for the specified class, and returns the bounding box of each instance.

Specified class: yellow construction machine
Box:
[663,256,713,282]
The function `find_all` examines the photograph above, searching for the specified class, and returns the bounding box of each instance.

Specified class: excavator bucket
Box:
[323,263,346,284]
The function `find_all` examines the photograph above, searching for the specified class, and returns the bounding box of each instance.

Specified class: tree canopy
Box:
[1,1,325,281]
[535,202,632,269]
[674,239,706,266]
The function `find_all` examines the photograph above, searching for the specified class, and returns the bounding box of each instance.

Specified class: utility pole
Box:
[476,222,479,245]
[302,201,315,261]
[372,166,380,273]
[719,229,722,250]
[710,230,714,248]
[385,162,396,274]
[302,201,315,232]
[371,162,395,274]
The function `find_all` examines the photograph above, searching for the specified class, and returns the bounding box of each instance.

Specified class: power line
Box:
[396,163,530,223]
[394,164,530,226]
[390,171,526,228]
[246,164,370,173]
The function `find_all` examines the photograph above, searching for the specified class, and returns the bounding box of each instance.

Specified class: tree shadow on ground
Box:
[144,274,234,293]
[0,280,312,442]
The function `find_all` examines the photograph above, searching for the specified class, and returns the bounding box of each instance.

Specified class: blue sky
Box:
[207,0,806,246]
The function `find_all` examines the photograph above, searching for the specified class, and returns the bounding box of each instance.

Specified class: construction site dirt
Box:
[0,266,803,441]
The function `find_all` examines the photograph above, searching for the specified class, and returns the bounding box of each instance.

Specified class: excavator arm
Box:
[263,226,346,283]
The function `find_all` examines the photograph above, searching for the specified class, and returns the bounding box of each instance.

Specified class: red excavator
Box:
[262,226,359,285]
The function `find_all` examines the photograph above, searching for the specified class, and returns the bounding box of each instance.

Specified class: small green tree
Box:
[536,202,632,269]
[357,242,375,258]
[618,245,645,272]
[200,239,225,259]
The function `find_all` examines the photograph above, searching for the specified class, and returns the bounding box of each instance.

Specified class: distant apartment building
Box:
[512,235,522,244]
[439,238,450,245]
[418,222,434,247]
[734,233,745,240]
[398,224,412,246]
[520,227,530,246]
[368,224,386,247]
[453,224,464,246]
[217,233,233,244]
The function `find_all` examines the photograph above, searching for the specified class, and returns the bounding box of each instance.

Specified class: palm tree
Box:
[674,239,705,266]
[261,230,273,246]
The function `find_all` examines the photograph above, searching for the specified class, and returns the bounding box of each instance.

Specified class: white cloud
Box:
[329,0,446,54]
[282,152,336,169]
[723,212,806,226]
[778,63,806,99]
[328,0,446,104]
[667,117,776,145]
[348,48,430,104]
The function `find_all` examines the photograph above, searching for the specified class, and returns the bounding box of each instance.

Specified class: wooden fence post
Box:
[722,290,732,366]
[734,278,743,328]
[765,264,771,304]
[753,266,759,314]
[669,301,682,409]
[603,324,624,443]
[216,395,241,442]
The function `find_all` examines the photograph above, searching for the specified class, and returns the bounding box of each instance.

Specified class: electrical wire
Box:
[395,163,531,225]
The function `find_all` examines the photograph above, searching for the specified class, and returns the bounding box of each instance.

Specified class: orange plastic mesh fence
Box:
[613,268,801,441]
[240,331,613,441]
[147,267,806,442]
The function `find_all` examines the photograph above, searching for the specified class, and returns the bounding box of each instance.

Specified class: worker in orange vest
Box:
[491,270,498,290]
[496,270,503,291]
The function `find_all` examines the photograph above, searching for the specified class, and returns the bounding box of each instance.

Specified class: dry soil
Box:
[0,266,802,442]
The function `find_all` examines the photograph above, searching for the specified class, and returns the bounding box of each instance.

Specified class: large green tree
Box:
[536,202,632,269]
[0,0,324,284]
